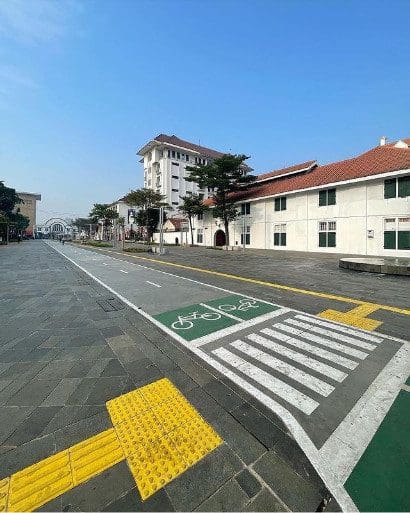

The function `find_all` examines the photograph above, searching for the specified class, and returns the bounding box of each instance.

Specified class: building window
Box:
[208,187,215,193]
[319,188,336,206]
[197,228,204,244]
[197,212,203,221]
[177,152,180,159]
[274,224,286,246]
[384,217,410,250]
[241,225,251,245]
[186,154,189,162]
[172,150,176,158]
[172,162,179,166]
[147,152,152,162]
[167,150,171,158]
[318,221,336,247]
[172,188,179,192]
[198,193,204,200]
[240,202,251,215]
[384,176,410,199]
[172,175,179,179]
[172,201,178,205]
[274,196,287,211]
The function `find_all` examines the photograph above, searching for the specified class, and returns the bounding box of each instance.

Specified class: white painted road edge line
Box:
[119,269,128,273]
[319,342,410,483]
[146,281,161,288]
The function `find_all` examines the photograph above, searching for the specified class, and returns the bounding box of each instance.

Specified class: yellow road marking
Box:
[0,379,222,511]
[104,250,410,317]
[319,304,383,331]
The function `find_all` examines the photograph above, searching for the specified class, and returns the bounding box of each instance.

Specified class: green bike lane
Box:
[48,242,410,512]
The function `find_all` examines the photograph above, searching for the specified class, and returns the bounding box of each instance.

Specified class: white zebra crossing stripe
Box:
[261,327,358,370]
[212,347,319,415]
[285,318,377,351]
[295,314,384,344]
[247,333,348,382]
[283,320,370,359]
[231,339,335,396]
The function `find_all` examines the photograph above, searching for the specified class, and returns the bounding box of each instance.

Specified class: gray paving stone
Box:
[35,360,77,380]
[6,379,60,406]
[235,469,263,499]
[54,411,111,451]
[102,487,175,512]
[41,378,83,406]
[0,405,36,444]
[165,444,243,510]
[66,359,95,378]
[85,376,130,405]
[101,326,124,338]
[65,378,99,405]
[195,477,250,511]
[61,461,135,512]
[0,379,13,393]
[100,359,127,377]
[252,451,323,511]
[4,406,61,446]
[203,378,246,412]
[243,487,288,512]
[42,405,104,435]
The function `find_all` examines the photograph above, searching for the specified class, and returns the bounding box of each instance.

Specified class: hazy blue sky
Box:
[1,0,409,222]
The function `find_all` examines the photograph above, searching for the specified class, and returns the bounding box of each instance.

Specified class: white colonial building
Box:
[192,137,410,257]
[137,134,225,213]
[109,196,139,239]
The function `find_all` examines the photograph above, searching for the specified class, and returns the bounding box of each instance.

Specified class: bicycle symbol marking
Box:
[218,298,259,312]
[171,311,222,330]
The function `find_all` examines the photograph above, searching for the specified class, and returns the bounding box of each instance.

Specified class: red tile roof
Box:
[203,141,410,205]
[167,217,186,230]
[257,160,317,181]
[154,134,224,158]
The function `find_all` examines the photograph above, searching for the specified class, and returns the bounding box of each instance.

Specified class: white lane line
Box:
[231,339,334,396]
[146,281,161,288]
[192,309,290,347]
[286,318,377,351]
[285,320,370,359]
[247,333,348,382]
[402,384,410,393]
[102,262,108,266]
[261,327,358,370]
[295,314,384,344]
[200,303,242,322]
[320,343,410,483]
[212,347,319,415]
[119,269,128,274]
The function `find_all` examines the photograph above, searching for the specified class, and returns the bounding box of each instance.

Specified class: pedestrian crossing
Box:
[208,313,385,416]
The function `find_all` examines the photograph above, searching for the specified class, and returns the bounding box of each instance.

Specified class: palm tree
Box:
[89,204,118,240]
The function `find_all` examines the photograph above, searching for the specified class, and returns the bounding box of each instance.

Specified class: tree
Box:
[0,182,28,242]
[185,154,255,246]
[89,204,118,240]
[0,181,22,215]
[178,194,208,246]
[124,188,168,243]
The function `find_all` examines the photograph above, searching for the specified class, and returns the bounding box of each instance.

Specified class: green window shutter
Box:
[281,233,287,246]
[384,179,396,199]
[241,204,245,215]
[282,197,287,210]
[328,188,336,205]
[319,232,327,247]
[274,233,279,246]
[398,231,410,250]
[398,176,410,198]
[328,231,336,247]
[319,190,326,206]
[384,231,396,249]
[274,198,280,211]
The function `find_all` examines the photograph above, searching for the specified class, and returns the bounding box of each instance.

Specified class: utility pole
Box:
[159,206,164,255]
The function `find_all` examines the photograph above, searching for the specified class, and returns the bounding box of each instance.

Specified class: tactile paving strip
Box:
[0,378,222,510]
[107,378,223,500]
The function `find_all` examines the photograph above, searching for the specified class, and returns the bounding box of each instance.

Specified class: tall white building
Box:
[137,134,225,213]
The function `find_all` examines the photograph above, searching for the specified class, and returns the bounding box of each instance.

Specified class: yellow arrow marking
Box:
[1,378,222,511]
[318,304,383,331]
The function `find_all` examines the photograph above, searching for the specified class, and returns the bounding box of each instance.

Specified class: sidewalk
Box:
[0,241,336,511]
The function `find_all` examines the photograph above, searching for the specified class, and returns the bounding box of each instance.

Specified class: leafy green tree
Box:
[124,188,168,243]
[185,154,255,246]
[0,181,22,215]
[89,204,118,240]
[178,194,208,246]
[0,182,29,241]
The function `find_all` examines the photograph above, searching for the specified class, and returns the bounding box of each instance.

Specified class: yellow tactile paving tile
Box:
[70,428,125,486]
[0,478,10,513]
[319,304,383,331]
[0,378,222,510]
[7,450,72,512]
[107,378,223,500]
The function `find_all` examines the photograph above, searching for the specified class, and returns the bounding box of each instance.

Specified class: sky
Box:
[1,0,409,223]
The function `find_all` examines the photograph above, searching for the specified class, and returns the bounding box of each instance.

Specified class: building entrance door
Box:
[214,229,226,247]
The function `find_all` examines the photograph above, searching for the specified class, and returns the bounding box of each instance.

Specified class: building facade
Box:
[137,134,224,213]
[192,137,410,257]
[16,192,41,237]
